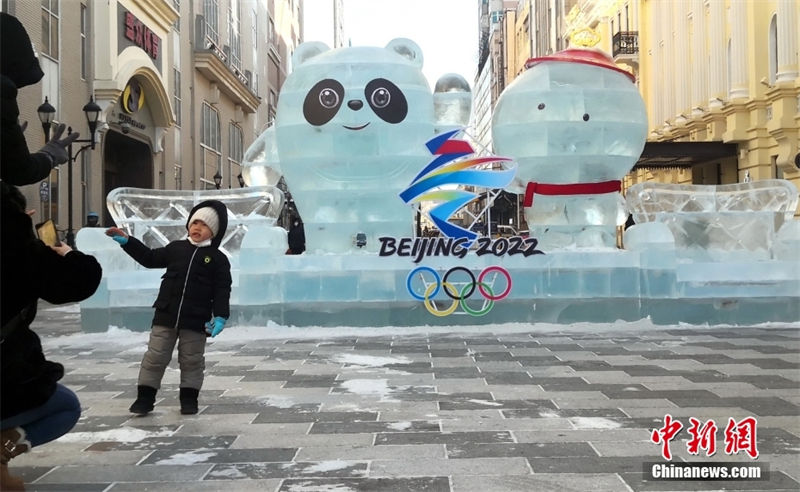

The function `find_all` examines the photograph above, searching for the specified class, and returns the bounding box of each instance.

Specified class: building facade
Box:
[3,0,301,231]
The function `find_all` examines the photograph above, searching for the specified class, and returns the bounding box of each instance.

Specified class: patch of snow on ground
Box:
[154,451,217,465]
[284,482,356,492]
[59,427,173,443]
[334,354,412,367]
[44,304,81,313]
[209,467,249,479]
[467,399,503,407]
[302,460,357,474]
[571,417,623,429]
[255,395,296,408]
[387,421,413,431]
[338,379,393,398]
[538,411,561,418]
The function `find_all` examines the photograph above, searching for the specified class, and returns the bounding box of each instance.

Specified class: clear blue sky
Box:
[303,0,479,88]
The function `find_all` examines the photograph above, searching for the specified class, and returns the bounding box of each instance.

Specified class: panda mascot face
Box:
[274,39,437,253]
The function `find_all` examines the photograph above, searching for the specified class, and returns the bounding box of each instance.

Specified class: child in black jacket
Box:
[105,200,232,415]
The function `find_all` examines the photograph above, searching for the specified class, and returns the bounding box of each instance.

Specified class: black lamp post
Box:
[213,170,222,189]
[237,173,245,188]
[37,97,56,142]
[38,96,102,248]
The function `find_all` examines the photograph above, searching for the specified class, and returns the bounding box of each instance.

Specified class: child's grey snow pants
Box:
[137,324,207,390]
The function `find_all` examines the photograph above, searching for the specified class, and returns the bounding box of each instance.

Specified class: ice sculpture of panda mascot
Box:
[274,38,471,254]
[492,31,648,249]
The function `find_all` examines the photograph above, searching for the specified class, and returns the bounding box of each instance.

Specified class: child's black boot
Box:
[129,385,157,415]
[179,387,200,415]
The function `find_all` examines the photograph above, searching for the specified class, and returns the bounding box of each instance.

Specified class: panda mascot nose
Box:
[348,100,363,110]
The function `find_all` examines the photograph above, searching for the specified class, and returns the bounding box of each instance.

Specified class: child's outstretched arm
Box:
[105,227,169,268]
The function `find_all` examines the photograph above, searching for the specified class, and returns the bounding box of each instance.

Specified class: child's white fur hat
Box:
[188,207,219,237]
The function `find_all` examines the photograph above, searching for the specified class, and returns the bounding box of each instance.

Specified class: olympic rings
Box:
[423,282,459,316]
[407,266,440,300]
[478,266,512,300]
[443,266,476,300]
[406,266,512,317]
[460,282,494,316]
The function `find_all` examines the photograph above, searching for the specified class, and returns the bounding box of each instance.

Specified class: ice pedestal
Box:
[626,180,798,261]
[75,181,799,332]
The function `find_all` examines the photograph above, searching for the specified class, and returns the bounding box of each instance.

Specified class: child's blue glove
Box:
[105,227,129,245]
[205,316,227,337]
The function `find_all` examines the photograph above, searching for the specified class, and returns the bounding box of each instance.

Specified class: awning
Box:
[633,141,738,170]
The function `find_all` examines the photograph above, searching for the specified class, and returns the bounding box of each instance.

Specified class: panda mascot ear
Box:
[292,41,330,67]
[386,38,423,68]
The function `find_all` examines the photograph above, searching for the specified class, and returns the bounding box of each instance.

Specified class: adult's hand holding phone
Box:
[50,242,72,256]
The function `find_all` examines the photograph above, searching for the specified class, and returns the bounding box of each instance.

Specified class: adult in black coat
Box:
[0,13,78,187]
[1,13,101,489]
[0,184,102,487]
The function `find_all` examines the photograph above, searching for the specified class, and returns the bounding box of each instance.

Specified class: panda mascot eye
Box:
[370,87,390,108]
[319,88,340,109]
[364,78,407,124]
[303,79,345,126]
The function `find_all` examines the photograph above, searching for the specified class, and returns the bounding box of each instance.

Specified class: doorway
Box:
[103,130,153,226]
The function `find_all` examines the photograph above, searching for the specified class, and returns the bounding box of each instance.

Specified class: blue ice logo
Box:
[399,129,516,244]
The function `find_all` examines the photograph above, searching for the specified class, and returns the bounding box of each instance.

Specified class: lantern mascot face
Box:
[492,48,648,249]
[275,38,440,254]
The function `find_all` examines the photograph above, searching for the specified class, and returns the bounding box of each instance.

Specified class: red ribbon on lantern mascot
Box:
[523,180,622,208]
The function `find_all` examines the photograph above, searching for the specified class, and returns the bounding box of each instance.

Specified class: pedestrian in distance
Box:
[105,200,232,416]
[286,214,306,255]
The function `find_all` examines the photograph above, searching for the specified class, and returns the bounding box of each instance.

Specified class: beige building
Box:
[3,0,301,233]
[563,1,800,203]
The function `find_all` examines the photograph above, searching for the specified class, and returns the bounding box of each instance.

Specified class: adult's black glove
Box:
[38,123,80,166]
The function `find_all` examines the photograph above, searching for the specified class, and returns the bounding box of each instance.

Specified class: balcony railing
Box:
[612,31,638,58]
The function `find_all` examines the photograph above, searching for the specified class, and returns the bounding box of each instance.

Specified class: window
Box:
[173,68,181,126]
[201,103,221,189]
[173,0,180,31]
[228,123,243,189]
[41,0,59,60]
[251,7,258,94]
[227,0,241,71]
[203,0,219,46]
[768,14,778,85]
[268,16,275,47]
[268,90,277,123]
[80,4,87,78]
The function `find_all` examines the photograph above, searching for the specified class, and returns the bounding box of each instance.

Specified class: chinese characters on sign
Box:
[651,414,759,461]
[124,12,160,60]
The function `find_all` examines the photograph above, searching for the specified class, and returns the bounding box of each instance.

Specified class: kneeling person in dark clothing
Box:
[105,200,232,415]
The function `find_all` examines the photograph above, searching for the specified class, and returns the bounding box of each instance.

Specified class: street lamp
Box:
[38,95,102,248]
[37,97,56,142]
[237,173,245,188]
[213,170,222,189]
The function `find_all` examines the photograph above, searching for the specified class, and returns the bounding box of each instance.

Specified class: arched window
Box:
[768,14,778,85]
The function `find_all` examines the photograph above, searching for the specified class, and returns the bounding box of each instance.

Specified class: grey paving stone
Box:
[376,431,515,446]
[205,460,368,480]
[447,442,597,458]
[308,420,440,434]
[278,476,450,491]
[450,473,628,492]
[141,447,297,465]
[252,410,378,423]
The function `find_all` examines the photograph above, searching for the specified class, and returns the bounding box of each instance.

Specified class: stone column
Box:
[691,0,707,114]
[708,0,725,108]
[776,0,799,83]
[728,0,749,100]
[674,0,689,114]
